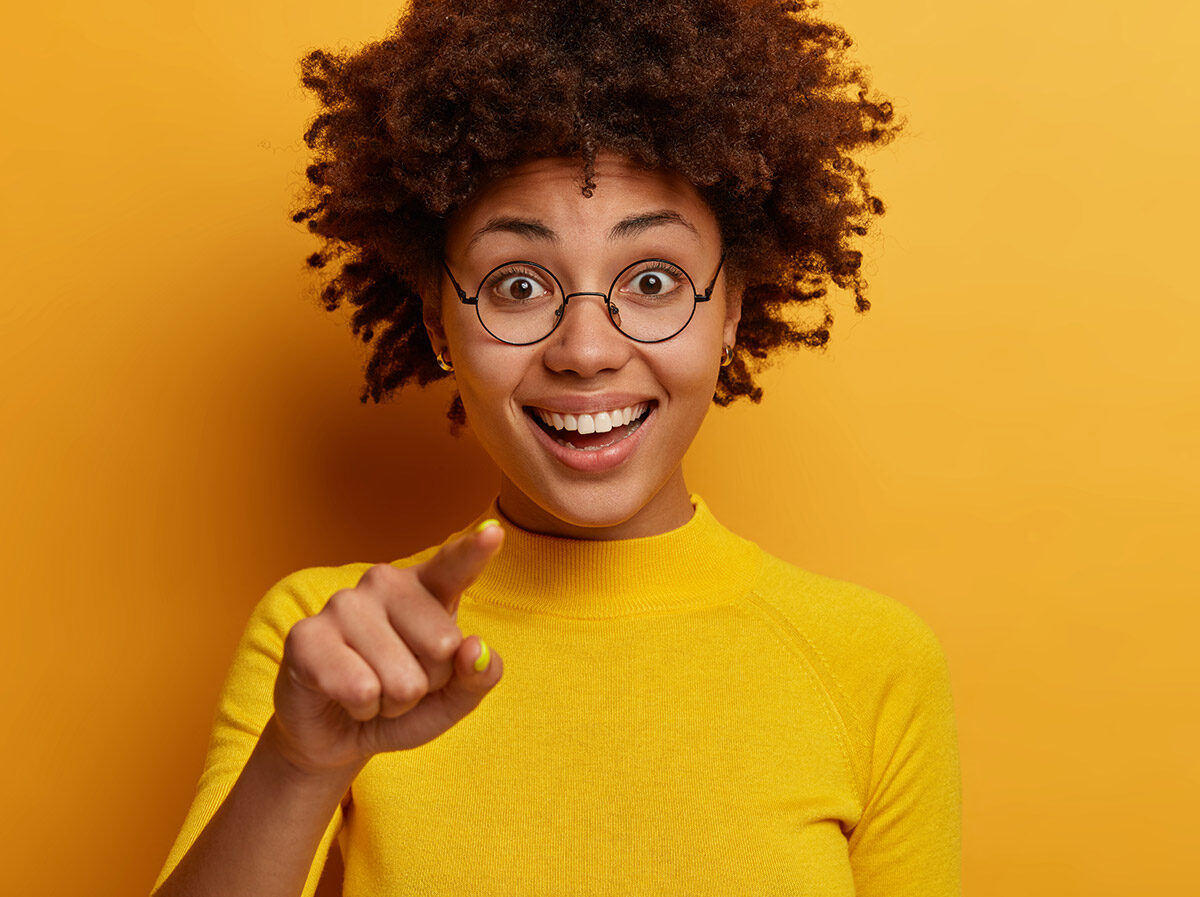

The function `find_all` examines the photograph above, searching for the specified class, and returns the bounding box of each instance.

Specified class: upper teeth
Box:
[534,402,650,434]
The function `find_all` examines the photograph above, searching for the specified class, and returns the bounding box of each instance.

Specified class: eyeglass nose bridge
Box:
[550,290,624,332]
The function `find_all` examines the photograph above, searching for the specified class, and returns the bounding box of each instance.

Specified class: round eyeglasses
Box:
[441,254,725,345]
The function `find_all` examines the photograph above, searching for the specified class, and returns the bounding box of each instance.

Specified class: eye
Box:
[485,267,555,303]
[622,263,685,298]
[633,272,669,294]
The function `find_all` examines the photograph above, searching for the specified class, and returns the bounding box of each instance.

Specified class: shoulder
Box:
[745,549,948,671]
[739,548,953,772]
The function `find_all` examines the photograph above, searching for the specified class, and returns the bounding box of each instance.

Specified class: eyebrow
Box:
[466,216,556,249]
[465,209,700,250]
[608,210,699,241]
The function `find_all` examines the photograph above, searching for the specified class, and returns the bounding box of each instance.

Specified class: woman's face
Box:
[427,153,741,539]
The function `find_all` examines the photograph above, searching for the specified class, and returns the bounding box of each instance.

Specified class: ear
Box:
[722,279,743,350]
[423,297,447,355]
[421,271,449,358]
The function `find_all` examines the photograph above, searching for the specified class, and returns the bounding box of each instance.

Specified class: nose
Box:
[539,291,632,378]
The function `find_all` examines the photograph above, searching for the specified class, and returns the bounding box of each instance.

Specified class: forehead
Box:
[445,154,720,253]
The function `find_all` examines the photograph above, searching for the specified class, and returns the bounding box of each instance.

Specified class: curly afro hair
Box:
[291,0,902,426]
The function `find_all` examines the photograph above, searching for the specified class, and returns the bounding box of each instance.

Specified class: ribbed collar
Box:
[459,494,764,619]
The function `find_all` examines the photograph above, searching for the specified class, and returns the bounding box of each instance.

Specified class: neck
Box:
[496,467,695,540]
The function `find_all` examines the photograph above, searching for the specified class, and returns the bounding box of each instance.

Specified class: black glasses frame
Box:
[440,253,726,346]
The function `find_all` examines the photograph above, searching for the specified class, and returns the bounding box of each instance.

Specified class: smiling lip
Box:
[523,393,656,415]
[524,401,656,473]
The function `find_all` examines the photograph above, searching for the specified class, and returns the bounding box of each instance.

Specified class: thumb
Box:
[415,519,504,618]
[367,634,504,754]
[438,634,505,715]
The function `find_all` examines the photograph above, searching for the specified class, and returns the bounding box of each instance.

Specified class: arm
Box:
[151,524,505,897]
[152,718,357,897]
[847,629,963,896]
[150,572,348,897]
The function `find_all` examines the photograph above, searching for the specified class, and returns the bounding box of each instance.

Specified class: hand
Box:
[266,521,505,777]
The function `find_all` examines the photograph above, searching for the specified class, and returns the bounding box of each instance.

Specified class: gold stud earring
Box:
[435,349,454,372]
[720,345,733,367]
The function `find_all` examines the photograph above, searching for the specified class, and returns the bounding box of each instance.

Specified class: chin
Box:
[537,482,649,528]
[501,465,689,538]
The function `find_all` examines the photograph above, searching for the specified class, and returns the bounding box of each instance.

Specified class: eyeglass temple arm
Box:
[697,252,727,302]
[440,258,476,305]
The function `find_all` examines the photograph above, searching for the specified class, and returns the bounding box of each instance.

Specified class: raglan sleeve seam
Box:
[738,584,871,803]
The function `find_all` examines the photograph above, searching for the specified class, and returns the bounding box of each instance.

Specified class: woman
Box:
[153,1,961,895]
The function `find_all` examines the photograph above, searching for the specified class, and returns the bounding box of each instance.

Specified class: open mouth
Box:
[524,401,655,451]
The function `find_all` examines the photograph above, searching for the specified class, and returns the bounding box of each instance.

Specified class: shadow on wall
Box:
[285,361,500,567]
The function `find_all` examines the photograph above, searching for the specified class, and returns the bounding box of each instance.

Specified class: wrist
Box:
[257,715,366,795]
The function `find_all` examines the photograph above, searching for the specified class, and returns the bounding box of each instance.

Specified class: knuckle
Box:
[283,617,317,656]
[325,588,362,617]
[360,563,400,589]
[427,630,462,663]
[386,670,428,706]
[344,675,381,708]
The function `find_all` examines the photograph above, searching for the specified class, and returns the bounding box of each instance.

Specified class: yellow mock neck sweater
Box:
[155,495,961,896]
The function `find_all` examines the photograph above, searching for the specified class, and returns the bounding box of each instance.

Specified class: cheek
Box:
[444,308,501,390]
[656,336,723,402]
[450,341,534,428]
[442,301,477,352]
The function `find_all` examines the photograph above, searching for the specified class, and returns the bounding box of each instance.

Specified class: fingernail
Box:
[473,639,491,672]
[475,518,500,534]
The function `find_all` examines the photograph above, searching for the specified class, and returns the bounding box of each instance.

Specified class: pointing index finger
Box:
[416,518,503,616]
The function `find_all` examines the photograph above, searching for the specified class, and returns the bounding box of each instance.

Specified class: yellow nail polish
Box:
[475,518,500,534]
[473,640,491,673]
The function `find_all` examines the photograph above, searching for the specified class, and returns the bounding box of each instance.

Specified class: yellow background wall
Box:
[2,2,1195,894]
